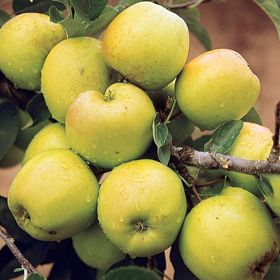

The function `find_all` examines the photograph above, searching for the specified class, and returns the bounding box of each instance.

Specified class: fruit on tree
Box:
[41,37,116,123]
[8,149,99,241]
[0,13,66,90]
[176,49,260,130]
[179,187,280,280]
[227,122,273,195]
[102,1,189,90]
[97,159,187,257]
[72,222,126,270]
[66,83,156,169]
[22,122,70,165]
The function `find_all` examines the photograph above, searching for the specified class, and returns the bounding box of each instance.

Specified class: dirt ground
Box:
[0,0,279,278]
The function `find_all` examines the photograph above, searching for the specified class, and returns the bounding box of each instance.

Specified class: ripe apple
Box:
[227,122,273,195]
[22,122,69,165]
[72,222,126,270]
[8,149,99,241]
[102,2,189,90]
[176,49,260,130]
[179,187,280,280]
[97,159,187,257]
[41,37,116,123]
[66,83,156,169]
[0,13,66,90]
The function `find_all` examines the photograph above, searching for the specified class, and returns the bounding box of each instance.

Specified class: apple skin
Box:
[8,149,99,241]
[97,159,187,257]
[0,13,66,90]
[72,222,126,270]
[227,122,273,195]
[176,49,260,130]
[102,2,189,90]
[22,122,69,165]
[41,37,116,123]
[66,83,156,169]
[179,187,280,280]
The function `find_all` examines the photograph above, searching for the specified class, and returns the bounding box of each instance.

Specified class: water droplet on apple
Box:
[8,62,12,66]
[219,103,225,108]
[119,215,124,223]
[86,195,92,203]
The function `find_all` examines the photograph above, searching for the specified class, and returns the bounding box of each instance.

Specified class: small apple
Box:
[41,37,116,123]
[0,13,66,90]
[179,187,280,280]
[97,159,187,257]
[66,83,156,169]
[72,222,126,270]
[22,122,69,165]
[176,49,260,130]
[102,2,189,90]
[8,149,99,241]
[227,122,273,195]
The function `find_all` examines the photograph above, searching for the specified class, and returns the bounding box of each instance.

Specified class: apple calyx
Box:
[134,220,149,233]
[248,241,279,279]
[104,89,114,102]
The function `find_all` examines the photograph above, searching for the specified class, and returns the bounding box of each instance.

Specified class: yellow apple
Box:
[22,122,69,165]
[227,122,273,195]
[179,187,280,280]
[0,13,66,90]
[66,83,156,169]
[41,37,116,123]
[97,159,187,257]
[102,2,189,90]
[8,149,99,241]
[176,49,260,130]
[72,222,126,270]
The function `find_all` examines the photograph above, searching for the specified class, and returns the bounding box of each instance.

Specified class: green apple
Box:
[0,13,66,90]
[227,122,273,195]
[179,187,280,280]
[66,83,156,169]
[22,122,69,165]
[97,159,187,257]
[176,49,260,130]
[8,149,99,241]
[102,2,189,90]
[72,222,126,270]
[41,37,116,123]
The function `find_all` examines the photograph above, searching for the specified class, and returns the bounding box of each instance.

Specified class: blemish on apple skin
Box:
[79,67,85,76]
[48,230,57,235]
[248,241,279,279]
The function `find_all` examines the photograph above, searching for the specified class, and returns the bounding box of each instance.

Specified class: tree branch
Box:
[0,227,37,274]
[171,146,280,175]
[165,0,211,9]
[269,101,280,162]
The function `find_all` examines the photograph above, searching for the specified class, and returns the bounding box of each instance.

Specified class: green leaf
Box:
[242,107,263,125]
[175,8,211,50]
[18,109,34,130]
[200,181,224,198]
[253,0,280,38]
[157,136,172,165]
[0,99,20,160]
[85,6,119,36]
[12,0,64,14]
[265,255,280,280]
[26,94,50,125]
[49,5,65,23]
[70,0,108,21]
[258,176,274,197]
[192,135,211,151]
[0,10,10,27]
[154,124,169,147]
[14,267,25,273]
[104,266,161,280]
[27,273,46,280]
[61,18,86,37]
[204,120,243,154]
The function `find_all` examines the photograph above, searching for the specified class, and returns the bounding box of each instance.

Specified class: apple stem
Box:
[171,146,280,175]
[269,101,280,162]
[0,226,37,274]
[163,0,211,9]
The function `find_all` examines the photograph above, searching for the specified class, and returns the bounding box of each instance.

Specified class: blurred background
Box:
[0,0,279,278]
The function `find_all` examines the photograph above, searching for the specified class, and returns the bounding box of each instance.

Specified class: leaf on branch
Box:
[70,0,108,21]
[200,181,224,198]
[0,98,20,160]
[258,176,274,197]
[0,10,10,27]
[13,0,64,14]
[252,0,280,39]
[174,8,211,50]
[61,18,87,37]
[104,266,161,280]
[242,107,263,125]
[204,120,243,154]
[49,5,65,23]
[85,6,119,36]
[152,113,173,165]
[27,273,46,280]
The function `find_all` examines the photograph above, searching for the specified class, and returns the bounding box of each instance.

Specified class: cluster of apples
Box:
[1,1,280,279]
